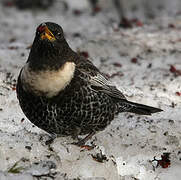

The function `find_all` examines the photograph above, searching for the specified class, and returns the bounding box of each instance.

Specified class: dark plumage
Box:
[16,22,162,145]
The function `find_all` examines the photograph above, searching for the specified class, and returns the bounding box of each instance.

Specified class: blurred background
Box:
[0,0,181,47]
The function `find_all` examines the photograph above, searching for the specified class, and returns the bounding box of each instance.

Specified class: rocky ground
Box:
[0,0,181,179]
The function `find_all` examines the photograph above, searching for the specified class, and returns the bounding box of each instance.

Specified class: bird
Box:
[16,22,162,146]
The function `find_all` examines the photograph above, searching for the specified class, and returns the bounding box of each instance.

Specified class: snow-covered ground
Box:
[0,1,181,179]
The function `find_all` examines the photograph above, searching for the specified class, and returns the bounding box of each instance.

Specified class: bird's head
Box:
[36,22,64,43]
[28,22,73,71]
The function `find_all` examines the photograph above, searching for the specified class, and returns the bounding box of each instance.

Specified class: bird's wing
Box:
[76,57,126,100]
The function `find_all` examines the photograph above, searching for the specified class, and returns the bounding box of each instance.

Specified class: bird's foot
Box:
[71,140,86,147]
[71,131,95,147]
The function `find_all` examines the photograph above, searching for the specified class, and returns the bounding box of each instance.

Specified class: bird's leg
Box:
[72,131,96,146]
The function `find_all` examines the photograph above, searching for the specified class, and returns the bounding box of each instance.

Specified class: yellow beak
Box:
[40,26,56,41]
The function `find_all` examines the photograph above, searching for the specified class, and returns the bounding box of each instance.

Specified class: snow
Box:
[0,0,181,179]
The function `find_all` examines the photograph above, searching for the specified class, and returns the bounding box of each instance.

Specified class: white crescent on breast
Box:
[21,62,75,98]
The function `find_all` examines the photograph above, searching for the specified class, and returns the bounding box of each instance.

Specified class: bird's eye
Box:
[57,33,61,37]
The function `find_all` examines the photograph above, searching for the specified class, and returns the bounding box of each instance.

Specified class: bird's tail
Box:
[119,100,163,115]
